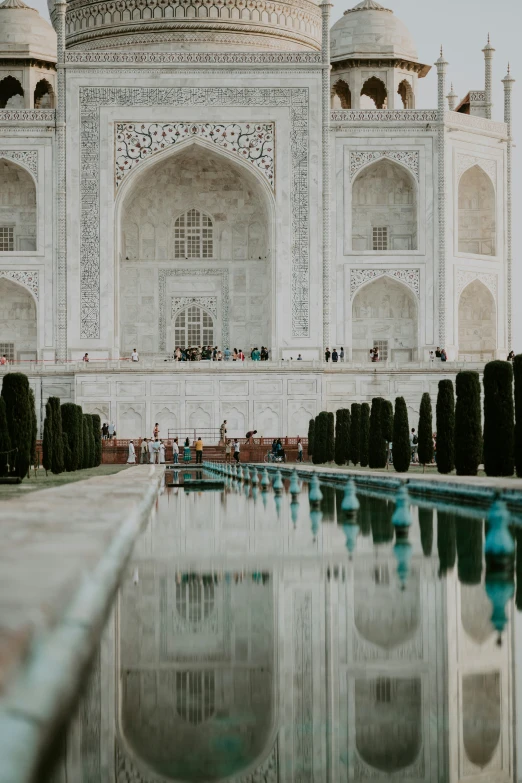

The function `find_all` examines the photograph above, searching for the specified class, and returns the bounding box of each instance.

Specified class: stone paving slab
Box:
[0,465,164,783]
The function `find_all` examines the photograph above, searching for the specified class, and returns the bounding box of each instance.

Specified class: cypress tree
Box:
[483,360,515,477]
[28,388,37,471]
[381,399,393,465]
[436,379,455,474]
[455,371,482,476]
[369,397,387,469]
[312,412,328,465]
[91,414,102,467]
[1,372,32,479]
[76,405,84,469]
[360,403,370,467]
[82,414,91,469]
[370,498,394,544]
[335,409,346,466]
[62,432,73,472]
[307,418,315,460]
[417,392,434,469]
[48,396,64,474]
[343,407,351,464]
[0,397,11,477]
[437,510,456,576]
[392,396,410,473]
[349,403,361,466]
[419,508,433,556]
[455,519,483,585]
[515,355,522,478]
[42,400,53,474]
[327,412,335,462]
[61,403,80,471]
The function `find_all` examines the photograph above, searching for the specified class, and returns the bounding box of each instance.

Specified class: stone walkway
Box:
[0,465,164,783]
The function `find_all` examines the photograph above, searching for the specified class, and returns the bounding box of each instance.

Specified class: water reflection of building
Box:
[53,488,516,783]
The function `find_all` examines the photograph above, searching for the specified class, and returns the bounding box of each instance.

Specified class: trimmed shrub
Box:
[0,397,11,477]
[48,397,64,474]
[62,432,72,472]
[327,412,335,462]
[419,508,433,556]
[29,388,37,470]
[455,371,482,476]
[91,414,102,467]
[392,396,410,473]
[349,403,361,466]
[335,409,349,466]
[417,392,434,468]
[381,399,393,442]
[360,403,370,467]
[1,372,32,479]
[82,414,92,469]
[436,380,455,474]
[483,360,514,477]
[437,511,456,575]
[42,400,53,473]
[515,355,522,478]
[312,412,328,465]
[369,397,387,469]
[61,403,80,471]
[76,405,84,468]
[456,519,483,585]
[307,418,315,460]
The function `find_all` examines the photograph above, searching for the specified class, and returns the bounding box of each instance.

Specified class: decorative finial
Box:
[503,63,515,83]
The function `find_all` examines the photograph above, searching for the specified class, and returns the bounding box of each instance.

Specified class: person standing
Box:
[172,437,179,464]
[127,440,136,464]
[102,422,109,439]
[183,436,191,463]
[153,422,159,439]
[324,347,331,362]
[225,438,231,463]
[410,428,418,463]
[219,420,227,445]
[82,353,89,362]
[148,437,155,464]
[195,436,203,464]
[233,438,240,463]
[340,347,345,362]
[131,348,139,362]
[108,421,115,439]
[224,347,231,361]
[297,438,303,463]
[159,440,166,464]
[140,437,148,464]
[151,438,161,464]
[440,348,447,362]
[332,348,338,363]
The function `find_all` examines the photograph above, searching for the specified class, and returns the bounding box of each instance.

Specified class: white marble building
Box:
[0,0,515,433]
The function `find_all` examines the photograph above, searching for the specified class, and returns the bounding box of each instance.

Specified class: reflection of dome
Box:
[331,0,418,64]
[0,0,56,62]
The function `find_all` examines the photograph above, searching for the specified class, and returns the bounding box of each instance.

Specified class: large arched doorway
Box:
[0,160,37,251]
[352,159,417,251]
[458,280,496,361]
[458,165,495,256]
[0,278,37,361]
[352,276,418,363]
[118,143,272,356]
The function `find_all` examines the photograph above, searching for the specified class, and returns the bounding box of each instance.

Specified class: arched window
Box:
[176,671,215,725]
[174,208,213,258]
[174,305,214,348]
[34,79,54,109]
[458,165,495,256]
[360,76,387,109]
[175,578,215,623]
[0,160,37,251]
[331,79,352,109]
[0,76,24,109]
[398,79,414,109]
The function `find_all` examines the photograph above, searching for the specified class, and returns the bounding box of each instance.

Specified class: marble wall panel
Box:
[360,381,390,396]
[116,381,147,397]
[84,402,110,421]
[287,401,316,436]
[185,380,215,397]
[219,380,249,396]
[186,402,213,433]
[326,380,357,396]
[253,379,283,396]
[44,382,73,399]
[117,402,145,438]
[220,401,248,437]
[81,382,110,397]
[0,278,37,358]
[152,404,179,437]
[151,381,181,397]
[395,381,424,394]
[288,379,317,395]
[254,400,282,436]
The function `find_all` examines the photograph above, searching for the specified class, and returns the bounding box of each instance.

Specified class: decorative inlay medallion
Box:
[0,150,38,179]
[115,122,274,189]
[350,268,420,298]
[0,269,39,299]
[350,150,419,181]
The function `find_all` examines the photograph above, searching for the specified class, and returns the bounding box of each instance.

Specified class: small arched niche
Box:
[355,677,422,772]
[0,159,37,251]
[352,158,417,251]
[331,78,352,109]
[463,672,501,768]
[0,76,24,108]
[398,79,414,109]
[34,79,54,108]
[458,165,496,256]
[360,76,387,109]
[0,278,37,361]
[352,276,418,364]
[458,280,496,361]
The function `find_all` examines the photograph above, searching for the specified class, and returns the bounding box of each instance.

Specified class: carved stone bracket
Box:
[350,150,419,181]
[0,269,39,299]
[456,153,496,185]
[456,269,497,299]
[0,150,38,179]
[350,268,420,299]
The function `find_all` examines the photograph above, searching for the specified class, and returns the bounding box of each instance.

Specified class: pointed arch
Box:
[458,279,496,360]
[0,276,37,361]
[398,79,414,109]
[361,76,387,109]
[458,164,496,256]
[0,159,37,252]
[0,76,24,109]
[331,78,352,109]
[34,79,55,109]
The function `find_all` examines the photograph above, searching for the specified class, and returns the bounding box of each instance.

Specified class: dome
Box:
[331,0,418,64]
[0,0,56,62]
[63,0,321,52]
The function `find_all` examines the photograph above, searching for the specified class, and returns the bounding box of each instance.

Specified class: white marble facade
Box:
[0,0,514,431]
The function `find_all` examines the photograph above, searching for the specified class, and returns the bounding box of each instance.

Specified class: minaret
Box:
[502,65,515,350]
[321,0,333,351]
[436,47,448,347]
[483,34,495,120]
[446,83,458,111]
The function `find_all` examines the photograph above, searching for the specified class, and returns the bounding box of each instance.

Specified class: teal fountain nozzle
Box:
[273,469,284,495]
[341,478,360,517]
[485,495,515,575]
[289,468,301,497]
[251,468,259,486]
[260,468,270,490]
[392,484,412,539]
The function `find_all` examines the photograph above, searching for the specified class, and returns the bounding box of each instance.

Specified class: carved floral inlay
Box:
[0,269,39,299]
[171,296,217,319]
[350,150,419,181]
[0,150,38,179]
[115,122,275,190]
[350,268,420,299]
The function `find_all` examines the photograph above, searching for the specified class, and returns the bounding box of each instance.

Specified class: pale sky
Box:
[31,0,521,351]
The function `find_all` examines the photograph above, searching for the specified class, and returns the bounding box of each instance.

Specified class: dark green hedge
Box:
[515,355,522,478]
[417,392,434,467]
[307,418,315,459]
[0,396,11,477]
[349,403,361,466]
[381,399,394,445]
[82,414,94,469]
[91,414,102,467]
[360,403,370,467]
[436,379,455,474]
[335,408,350,466]
[29,388,37,470]
[392,396,410,473]
[369,397,387,469]
[1,373,32,478]
[455,371,482,476]
[61,403,80,471]
[312,411,328,465]
[327,412,335,462]
[42,400,52,473]
[48,397,64,475]
[483,360,514,477]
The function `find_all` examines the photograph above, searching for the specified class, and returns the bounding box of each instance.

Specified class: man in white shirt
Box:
[172,437,179,464]
[233,438,240,463]
[148,438,155,464]
[131,348,139,362]
[152,438,161,464]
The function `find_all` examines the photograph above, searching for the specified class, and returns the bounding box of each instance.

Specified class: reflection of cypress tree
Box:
[516,528,522,611]
[320,484,336,521]
[455,518,483,585]
[360,403,370,467]
[358,494,372,537]
[370,497,394,544]
[419,508,433,556]
[335,487,343,523]
[437,510,456,575]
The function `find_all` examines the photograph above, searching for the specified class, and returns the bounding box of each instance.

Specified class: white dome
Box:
[331,0,418,63]
[0,0,56,63]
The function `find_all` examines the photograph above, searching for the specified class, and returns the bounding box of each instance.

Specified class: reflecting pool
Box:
[48,474,522,783]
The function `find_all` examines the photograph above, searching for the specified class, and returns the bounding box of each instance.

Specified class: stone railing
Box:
[0,109,55,123]
[330,109,439,123]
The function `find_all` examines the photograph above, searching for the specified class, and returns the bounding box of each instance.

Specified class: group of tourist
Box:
[170,346,271,362]
[101,422,116,439]
[324,347,345,362]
